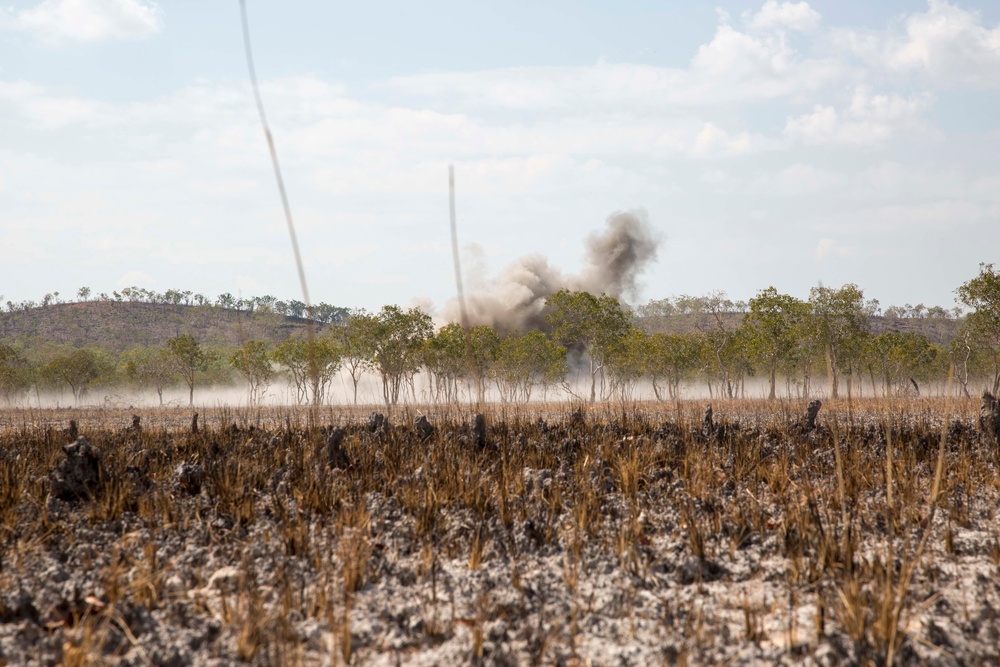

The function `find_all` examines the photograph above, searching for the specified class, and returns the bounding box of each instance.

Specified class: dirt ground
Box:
[1,399,998,666]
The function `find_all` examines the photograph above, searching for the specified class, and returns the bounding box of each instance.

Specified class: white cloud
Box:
[834,0,1000,89]
[725,163,848,196]
[815,238,855,260]
[358,272,411,286]
[0,228,53,264]
[784,87,933,145]
[0,80,106,128]
[744,1,821,33]
[2,0,161,43]
[817,199,996,235]
[235,274,264,296]
[303,242,378,269]
[386,9,843,110]
[689,122,769,157]
[116,269,156,289]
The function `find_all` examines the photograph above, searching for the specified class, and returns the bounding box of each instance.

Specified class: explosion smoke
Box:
[443,210,659,331]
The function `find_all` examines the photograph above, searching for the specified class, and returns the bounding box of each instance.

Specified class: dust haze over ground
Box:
[9,374,964,412]
[442,210,659,332]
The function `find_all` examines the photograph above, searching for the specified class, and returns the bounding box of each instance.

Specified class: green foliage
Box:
[745,287,811,400]
[271,336,341,406]
[605,326,652,402]
[0,345,33,403]
[365,306,434,405]
[808,284,878,399]
[681,291,744,398]
[492,330,567,403]
[864,331,940,397]
[230,340,276,406]
[0,279,992,403]
[424,322,468,403]
[466,325,500,402]
[956,263,1000,392]
[645,332,703,400]
[120,346,177,406]
[424,324,501,402]
[334,310,375,405]
[166,334,209,406]
[43,348,110,403]
[545,289,631,402]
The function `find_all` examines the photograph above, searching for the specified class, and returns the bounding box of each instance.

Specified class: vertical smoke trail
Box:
[239,0,312,321]
[448,165,469,330]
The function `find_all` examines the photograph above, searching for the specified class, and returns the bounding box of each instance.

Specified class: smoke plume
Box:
[443,210,659,331]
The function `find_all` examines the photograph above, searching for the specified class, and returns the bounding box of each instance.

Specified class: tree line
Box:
[1,287,350,324]
[1,264,999,405]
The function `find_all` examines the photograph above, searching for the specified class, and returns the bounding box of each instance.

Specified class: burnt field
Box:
[1,399,999,666]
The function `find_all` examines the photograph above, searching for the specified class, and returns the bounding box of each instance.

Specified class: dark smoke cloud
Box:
[443,210,659,331]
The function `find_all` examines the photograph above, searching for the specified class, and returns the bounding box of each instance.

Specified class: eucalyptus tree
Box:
[864,331,940,397]
[544,290,631,402]
[744,287,811,400]
[465,325,500,403]
[956,263,1000,393]
[645,332,703,400]
[423,322,466,403]
[491,330,567,403]
[606,325,652,402]
[121,346,176,406]
[0,345,33,404]
[364,305,434,405]
[665,291,745,398]
[807,284,878,399]
[44,348,108,404]
[230,340,276,406]
[335,309,375,405]
[271,336,341,406]
[166,334,209,406]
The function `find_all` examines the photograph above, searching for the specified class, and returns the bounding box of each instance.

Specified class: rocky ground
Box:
[0,400,998,666]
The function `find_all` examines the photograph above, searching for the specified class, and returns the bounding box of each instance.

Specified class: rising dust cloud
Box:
[442,210,659,331]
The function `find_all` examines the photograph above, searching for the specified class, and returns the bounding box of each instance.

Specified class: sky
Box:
[1,0,999,315]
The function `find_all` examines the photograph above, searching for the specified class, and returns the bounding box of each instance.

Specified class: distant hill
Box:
[638,312,961,346]
[0,300,964,355]
[0,301,326,353]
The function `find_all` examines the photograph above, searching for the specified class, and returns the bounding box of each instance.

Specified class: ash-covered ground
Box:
[1,400,998,666]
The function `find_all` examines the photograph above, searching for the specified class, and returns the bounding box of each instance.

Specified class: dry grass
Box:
[0,397,998,665]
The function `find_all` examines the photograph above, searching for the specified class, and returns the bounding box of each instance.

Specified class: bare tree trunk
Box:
[826,345,838,399]
[590,357,597,403]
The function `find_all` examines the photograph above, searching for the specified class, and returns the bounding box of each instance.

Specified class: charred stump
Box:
[805,400,822,432]
[472,413,487,449]
[49,436,104,501]
[327,427,351,469]
[703,404,714,438]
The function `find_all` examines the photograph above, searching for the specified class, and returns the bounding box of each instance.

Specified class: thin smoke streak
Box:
[238,0,313,325]
[449,165,469,330]
[449,165,482,404]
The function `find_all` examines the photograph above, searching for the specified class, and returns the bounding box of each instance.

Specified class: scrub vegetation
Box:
[1,263,999,407]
